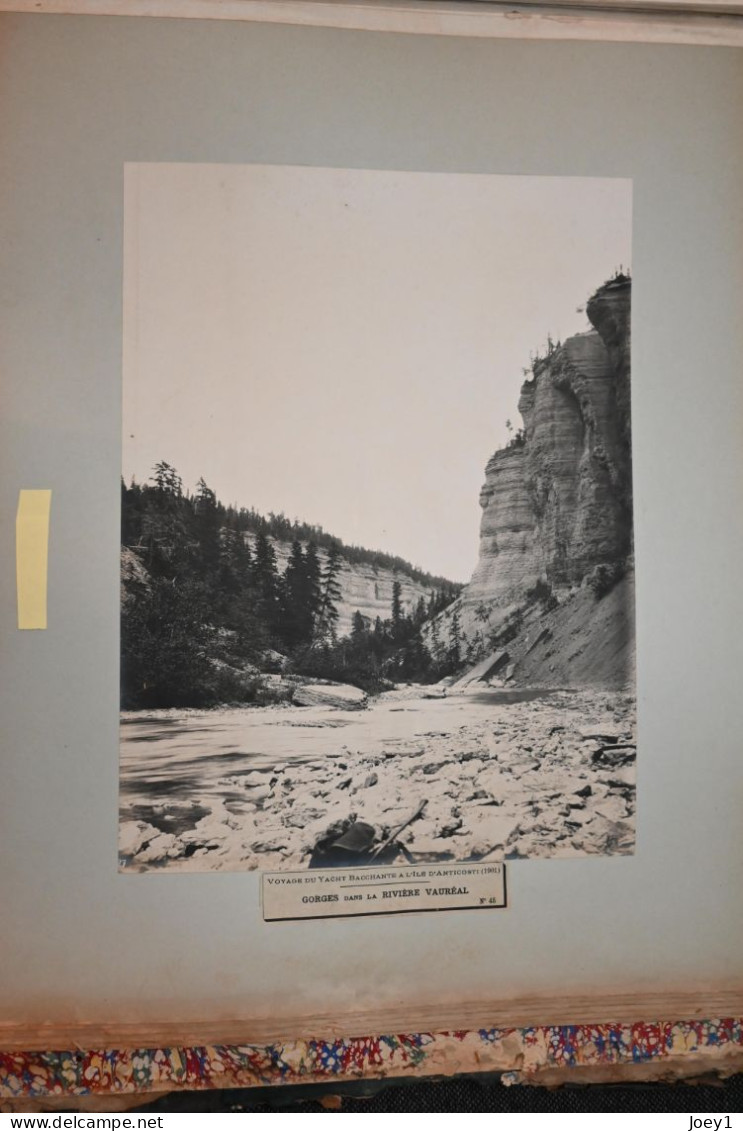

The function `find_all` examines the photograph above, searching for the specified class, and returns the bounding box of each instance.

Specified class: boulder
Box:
[420,761,448,776]
[282,807,325,829]
[451,650,510,690]
[261,649,291,673]
[470,840,506,860]
[579,728,624,743]
[250,839,289,854]
[592,744,636,767]
[119,820,158,858]
[468,788,492,802]
[582,813,631,853]
[292,683,368,710]
[135,830,183,864]
[382,745,425,759]
[598,767,635,790]
[594,795,631,824]
[241,770,273,788]
[246,785,271,803]
[437,818,464,838]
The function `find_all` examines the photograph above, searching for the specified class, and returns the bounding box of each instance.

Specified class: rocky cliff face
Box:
[464,276,632,626]
[122,539,440,645]
[246,535,437,638]
[334,560,432,638]
[426,276,634,689]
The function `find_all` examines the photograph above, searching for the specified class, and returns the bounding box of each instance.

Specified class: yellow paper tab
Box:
[16,489,52,630]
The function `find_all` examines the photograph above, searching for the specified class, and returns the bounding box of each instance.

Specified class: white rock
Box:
[470,840,506,860]
[292,683,368,710]
[246,786,271,803]
[594,796,630,823]
[242,771,271,788]
[119,820,158,857]
[136,831,182,863]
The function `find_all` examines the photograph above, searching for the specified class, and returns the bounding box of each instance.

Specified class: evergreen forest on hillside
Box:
[121,463,462,709]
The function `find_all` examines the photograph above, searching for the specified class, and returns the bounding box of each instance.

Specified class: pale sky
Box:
[123,164,632,583]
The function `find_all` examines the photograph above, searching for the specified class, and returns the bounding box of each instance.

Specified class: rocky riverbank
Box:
[119,684,635,872]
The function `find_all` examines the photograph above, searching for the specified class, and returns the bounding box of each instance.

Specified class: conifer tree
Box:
[121,458,464,706]
[121,478,144,547]
[302,541,323,643]
[194,477,220,576]
[253,530,280,638]
[141,463,190,572]
[449,608,463,670]
[152,461,183,497]
[391,578,403,638]
[280,539,306,649]
[317,543,343,642]
[430,617,445,674]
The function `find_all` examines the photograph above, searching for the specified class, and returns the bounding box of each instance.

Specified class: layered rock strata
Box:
[464,276,632,626]
[122,538,438,641]
[244,535,437,638]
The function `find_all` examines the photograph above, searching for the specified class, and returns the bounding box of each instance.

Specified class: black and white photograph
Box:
[119,163,635,874]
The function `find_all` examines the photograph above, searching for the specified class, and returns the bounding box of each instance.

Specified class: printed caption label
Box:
[262,862,507,920]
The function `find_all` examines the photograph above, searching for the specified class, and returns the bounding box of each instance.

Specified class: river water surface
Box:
[120,687,559,825]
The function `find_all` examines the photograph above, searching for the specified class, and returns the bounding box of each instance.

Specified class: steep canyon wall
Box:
[437,276,634,687]
[122,539,438,643]
[465,275,632,619]
[245,536,437,638]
